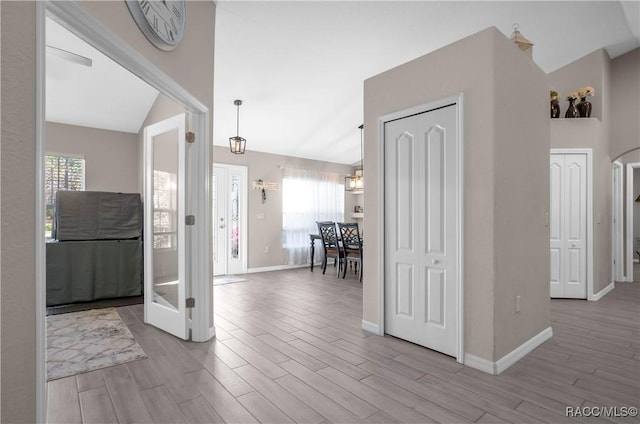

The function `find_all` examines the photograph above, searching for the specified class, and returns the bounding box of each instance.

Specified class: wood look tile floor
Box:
[47,269,640,424]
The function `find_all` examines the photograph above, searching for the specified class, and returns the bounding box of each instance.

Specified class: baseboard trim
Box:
[247,264,311,273]
[465,326,553,375]
[464,354,495,374]
[361,320,382,335]
[589,282,615,301]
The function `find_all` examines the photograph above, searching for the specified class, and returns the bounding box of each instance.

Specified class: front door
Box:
[550,153,588,298]
[213,164,247,276]
[143,113,190,339]
[384,103,460,358]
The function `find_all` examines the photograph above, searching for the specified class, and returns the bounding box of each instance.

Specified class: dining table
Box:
[308,233,321,271]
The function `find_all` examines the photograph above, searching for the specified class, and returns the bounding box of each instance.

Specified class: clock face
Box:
[125,0,185,51]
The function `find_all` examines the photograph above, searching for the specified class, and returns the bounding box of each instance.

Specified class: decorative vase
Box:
[565,98,579,118]
[577,97,592,118]
[550,99,560,118]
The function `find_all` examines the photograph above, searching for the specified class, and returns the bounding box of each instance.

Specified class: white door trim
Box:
[376,93,464,363]
[626,162,640,282]
[550,148,594,299]
[36,2,213,418]
[612,161,624,282]
[35,3,47,421]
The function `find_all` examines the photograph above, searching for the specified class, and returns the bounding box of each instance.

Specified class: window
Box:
[153,170,177,250]
[45,154,85,237]
[282,168,344,265]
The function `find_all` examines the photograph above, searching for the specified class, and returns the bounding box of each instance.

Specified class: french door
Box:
[550,152,589,299]
[213,164,247,276]
[143,113,190,339]
[384,102,460,358]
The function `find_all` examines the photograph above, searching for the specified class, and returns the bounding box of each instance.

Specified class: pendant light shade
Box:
[229,99,246,154]
[510,23,533,58]
[345,124,364,192]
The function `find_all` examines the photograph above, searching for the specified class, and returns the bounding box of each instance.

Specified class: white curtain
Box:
[282,168,344,265]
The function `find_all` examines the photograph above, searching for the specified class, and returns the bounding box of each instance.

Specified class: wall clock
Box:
[125,0,185,51]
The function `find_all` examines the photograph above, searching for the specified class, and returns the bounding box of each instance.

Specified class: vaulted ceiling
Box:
[46,1,639,165]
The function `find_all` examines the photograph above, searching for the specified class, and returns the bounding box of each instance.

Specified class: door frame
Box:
[626,162,640,282]
[213,163,248,276]
[36,2,212,419]
[550,148,594,299]
[612,161,624,282]
[376,94,465,363]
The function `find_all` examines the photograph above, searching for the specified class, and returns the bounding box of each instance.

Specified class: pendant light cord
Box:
[236,103,240,137]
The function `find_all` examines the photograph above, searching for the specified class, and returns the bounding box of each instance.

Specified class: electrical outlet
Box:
[515,295,522,313]
[264,246,270,253]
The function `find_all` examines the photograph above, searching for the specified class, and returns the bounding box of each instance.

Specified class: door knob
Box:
[432,259,440,264]
[571,244,576,248]
[219,224,226,229]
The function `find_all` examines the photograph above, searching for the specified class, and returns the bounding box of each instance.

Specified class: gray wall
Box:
[212,146,355,270]
[549,49,613,295]
[611,48,640,160]
[0,1,216,421]
[363,27,550,363]
[492,33,551,360]
[45,122,140,194]
[1,3,37,421]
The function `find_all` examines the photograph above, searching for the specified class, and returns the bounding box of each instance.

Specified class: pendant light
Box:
[229,99,246,154]
[345,124,364,192]
[510,23,533,59]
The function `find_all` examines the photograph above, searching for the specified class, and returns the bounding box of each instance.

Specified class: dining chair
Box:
[337,222,363,282]
[316,221,342,276]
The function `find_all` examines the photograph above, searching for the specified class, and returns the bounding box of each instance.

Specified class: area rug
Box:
[46,308,147,381]
[214,275,247,286]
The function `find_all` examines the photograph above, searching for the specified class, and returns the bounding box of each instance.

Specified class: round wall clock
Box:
[125,0,186,51]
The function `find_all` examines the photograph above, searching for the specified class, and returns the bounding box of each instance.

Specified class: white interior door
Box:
[550,153,588,299]
[612,162,624,282]
[384,104,459,358]
[213,166,228,276]
[626,163,640,283]
[144,113,189,339]
[213,164,247,276]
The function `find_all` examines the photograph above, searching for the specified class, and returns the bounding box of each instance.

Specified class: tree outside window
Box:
[45,155,85,237]
[153,170,177,250]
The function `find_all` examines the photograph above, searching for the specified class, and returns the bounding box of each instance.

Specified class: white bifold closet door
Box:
[384,104,459,358]
[550,153,587,299]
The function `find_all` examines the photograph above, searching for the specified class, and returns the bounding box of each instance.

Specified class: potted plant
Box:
[550,90,560,118]
[577,86,595,118]
[565,91,580,118]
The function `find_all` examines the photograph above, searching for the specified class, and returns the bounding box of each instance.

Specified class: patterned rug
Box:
[46,308,147,381]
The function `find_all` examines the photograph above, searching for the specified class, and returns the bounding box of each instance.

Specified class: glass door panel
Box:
[144,113,188,340]
[152,130,180,310]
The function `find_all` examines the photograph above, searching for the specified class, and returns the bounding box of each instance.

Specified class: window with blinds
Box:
[153,170,177,250]
[45,155,85,237]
